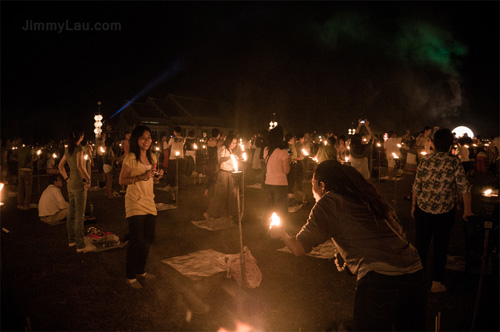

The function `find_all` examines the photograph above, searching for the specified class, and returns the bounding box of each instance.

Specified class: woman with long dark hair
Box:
[58,126,92,253]
[270,160,425,330]
[264,126,290,220]
[119,125,163,289]
[203,134,237,220]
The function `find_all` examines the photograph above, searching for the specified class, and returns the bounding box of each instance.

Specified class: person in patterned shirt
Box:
[412,128,473,293]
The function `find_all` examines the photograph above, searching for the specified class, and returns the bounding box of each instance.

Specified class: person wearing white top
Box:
[264,126,290,220]
[204,135,238,220]
[38,174,69,225]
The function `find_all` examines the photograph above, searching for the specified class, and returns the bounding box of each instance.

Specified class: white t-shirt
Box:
[219,146,234,172]
[264,148,289,186]
[168,137,185,159]
[385,137,402,159]
[38,185,69,217]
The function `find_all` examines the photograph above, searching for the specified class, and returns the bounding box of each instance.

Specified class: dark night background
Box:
[1,1,499,143]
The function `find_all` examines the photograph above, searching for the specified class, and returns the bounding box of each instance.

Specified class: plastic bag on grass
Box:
[226,246,262,288]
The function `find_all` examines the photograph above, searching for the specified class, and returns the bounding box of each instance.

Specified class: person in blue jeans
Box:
[58,126,92,253]
[270,160,425,330]
[119,125,163,289]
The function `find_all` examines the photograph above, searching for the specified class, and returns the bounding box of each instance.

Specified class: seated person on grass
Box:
[38,174,69,226]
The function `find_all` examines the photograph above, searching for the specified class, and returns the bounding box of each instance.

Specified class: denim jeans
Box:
[17,170,33,207]
[415,206,456,282]
[126,214,156,279]
[353,270,426,331]
[67,188,87,249]
[265,185,288,220]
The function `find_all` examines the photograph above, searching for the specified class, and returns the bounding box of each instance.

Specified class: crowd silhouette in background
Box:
[1,120,499,327]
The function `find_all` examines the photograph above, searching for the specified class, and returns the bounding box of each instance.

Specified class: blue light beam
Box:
[109,60,183,119]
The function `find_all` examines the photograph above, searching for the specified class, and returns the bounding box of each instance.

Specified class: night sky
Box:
[1,1,499,143]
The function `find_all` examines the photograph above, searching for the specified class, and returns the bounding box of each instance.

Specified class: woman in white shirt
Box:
[264,126,290,220]
[119,125,163,289]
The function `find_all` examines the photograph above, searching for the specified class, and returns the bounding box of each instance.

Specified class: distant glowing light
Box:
[452,126,474,139]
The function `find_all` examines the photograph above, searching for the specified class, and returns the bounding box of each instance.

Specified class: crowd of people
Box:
[2,120,499,330]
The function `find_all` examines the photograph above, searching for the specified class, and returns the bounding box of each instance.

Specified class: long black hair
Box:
[266,125,286,162]
[222,134,236,151]
[67,126,84,155]
[314,160,394,221]
[129,125,154,164]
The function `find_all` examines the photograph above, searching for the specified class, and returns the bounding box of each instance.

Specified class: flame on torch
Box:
[270,212,281,229]
[0,183,4,206]
[230,154,238,172]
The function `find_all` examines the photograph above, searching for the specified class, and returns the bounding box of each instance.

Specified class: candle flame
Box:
[484,189,492,196]
[242,152,247,161]
[313,156,319,163]
[240,143,245,151]
[193,143,198,149]
[397,144,401,148]
[203,145,206,149]
[420,151,427,155]
[100,146,105,153]
[270,212,281,229]
[392,152,399,159]
[52,153,58,159]
[324,141,327,146]
[84,154,88,160]
[175,151,180,157]
[155,147,160,151]
[345,156,349,162]
[464,145,469,149]
[301,148,309,156]
[37,149,42,155]
[230,154,238,172]
[376,143,381,147]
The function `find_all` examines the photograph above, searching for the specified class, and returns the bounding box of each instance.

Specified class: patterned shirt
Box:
[413,152,471,214]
